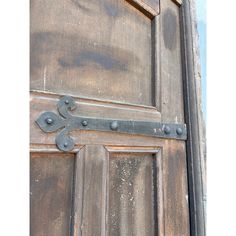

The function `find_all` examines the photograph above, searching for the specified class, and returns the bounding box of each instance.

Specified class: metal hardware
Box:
[110,121,119,130]
[81,120,88,126]
[164,125,171,134]
[35,96,187,152]
[176,127,183,135]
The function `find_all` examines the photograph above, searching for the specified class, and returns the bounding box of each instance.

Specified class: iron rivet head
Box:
[164,126,171,134]
[176,127,183,135]
[65,100,69,105]
[110,121,118,131]
[45,118,53,125]
[64,142,68,148]
[82,120,88,126]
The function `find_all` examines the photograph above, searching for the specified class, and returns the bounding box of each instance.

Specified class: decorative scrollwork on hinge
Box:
[36,96,78,152]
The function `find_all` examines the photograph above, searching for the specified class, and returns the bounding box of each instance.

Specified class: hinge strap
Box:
[35,96,187,152]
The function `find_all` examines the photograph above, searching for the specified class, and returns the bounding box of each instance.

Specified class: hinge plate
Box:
[35,96,187,152]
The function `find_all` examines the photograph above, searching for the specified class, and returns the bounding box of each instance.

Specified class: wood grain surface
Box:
[30,153,74,236]
[30,0,190,235]
[31,0,155,106]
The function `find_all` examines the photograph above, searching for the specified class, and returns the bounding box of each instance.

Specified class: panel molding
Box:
[107,145,164,236]
[171,0,183,6]
[105,145,160,153]
[126,0,160,18]
[30,144,83,153]
[71,145,164,235]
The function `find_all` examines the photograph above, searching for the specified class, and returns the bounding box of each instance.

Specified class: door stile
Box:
[72,145,109,236]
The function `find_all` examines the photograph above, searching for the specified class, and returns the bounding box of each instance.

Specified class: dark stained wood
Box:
[108,153,157,236]
[30,0,155,106]
[30,0,193,234]
[30,153,74,236]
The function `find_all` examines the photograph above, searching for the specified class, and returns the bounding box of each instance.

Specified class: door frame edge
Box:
[180,0,206,235]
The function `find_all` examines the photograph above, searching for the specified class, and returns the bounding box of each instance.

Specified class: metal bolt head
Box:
[176,127,183,135]
[82,120,88,126]
[110,121,118,130]
[63,142,68,148]
[65,100,69,105]
[45,118,53,125]
[164,126,171,134]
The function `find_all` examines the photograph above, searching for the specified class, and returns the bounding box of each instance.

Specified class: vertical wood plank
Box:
[160,0,185,123]
[72,145,109,236]
[163,140,190,236]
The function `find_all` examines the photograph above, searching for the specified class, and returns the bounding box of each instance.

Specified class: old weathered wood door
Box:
[30,0,190,235]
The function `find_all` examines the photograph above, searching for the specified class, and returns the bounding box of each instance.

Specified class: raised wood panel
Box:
[108,152,158,236]
[30,153,74,236]
[30,0,156,106]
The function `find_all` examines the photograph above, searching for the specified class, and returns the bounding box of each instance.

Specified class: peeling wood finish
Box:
[108,152,157,235]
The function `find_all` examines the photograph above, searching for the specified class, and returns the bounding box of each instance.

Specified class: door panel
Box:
[30,153,74,236]
[31,0,155,106]
[108,152,157,236]
[30,0,190,235]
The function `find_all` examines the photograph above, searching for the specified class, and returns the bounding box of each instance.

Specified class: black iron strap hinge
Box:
[35,96,187,152]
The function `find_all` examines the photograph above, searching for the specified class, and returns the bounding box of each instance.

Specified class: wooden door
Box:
[30,0,190,235]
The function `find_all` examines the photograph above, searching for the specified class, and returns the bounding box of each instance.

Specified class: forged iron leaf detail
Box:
[35,111,65,133]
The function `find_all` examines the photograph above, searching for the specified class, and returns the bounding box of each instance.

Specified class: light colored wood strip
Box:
[30,144,82,153]
[126,0,159,17]
[105,145,160,153]
[153,15,161,111]
[172,0,183,6]
[72,147,85,236]
[156,149,165,236]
